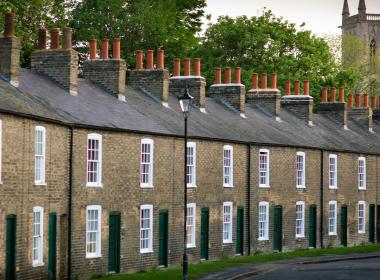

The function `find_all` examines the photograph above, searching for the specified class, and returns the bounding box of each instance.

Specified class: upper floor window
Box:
[358,157,366,190]
[86,205,102,258]
[186,203,196,247]
[259,149,270,187]
[296,152,306,188]
[223,145,233,187]
[295,201,305,238]
[358,201,366,234]
[223,202,233,243]
[258,201,269,240]
[140,204,153,253]
[186,142,196,187]
[35,126,46,185]
[328,201,337,235]
[32,206,44,266]
[329,154,337,189]
[140,139,154,188]
[87,133,102,187]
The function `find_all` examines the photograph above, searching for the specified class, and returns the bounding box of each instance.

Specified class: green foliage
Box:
[70,0,206,68]
[192,9,338,104]
[0,0,75,67]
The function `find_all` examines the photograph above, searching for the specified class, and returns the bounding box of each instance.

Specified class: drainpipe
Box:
[68,127,74,279]
[247,144,251,255]
[320,150,324,248]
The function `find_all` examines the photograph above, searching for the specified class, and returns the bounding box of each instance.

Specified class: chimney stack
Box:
[129,49,170,106]
[210,66,245,117]
[83,38,126,100]
[348,93,373,132]
[318,86,347,128]
[173,58,180,76]
[32,26,78,95]
[0,12,21,87]
[246,71,280,120]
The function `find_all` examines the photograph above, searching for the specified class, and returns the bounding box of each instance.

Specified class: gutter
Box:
[68,126,74,279]
[320,150,324,248]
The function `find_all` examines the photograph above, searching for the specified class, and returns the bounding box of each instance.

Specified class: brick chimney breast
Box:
[281,95,313,125]
[31,26,78,95]
[318,87,347,128]
[83,39,126,101]
[0,12,21,87]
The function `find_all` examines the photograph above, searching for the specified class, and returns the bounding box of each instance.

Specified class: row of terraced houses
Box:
[0,4,380,280]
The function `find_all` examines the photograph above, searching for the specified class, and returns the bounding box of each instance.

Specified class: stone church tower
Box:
[341,0,380,58]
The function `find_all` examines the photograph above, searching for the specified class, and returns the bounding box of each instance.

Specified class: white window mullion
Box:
[186,203,196,247]
[187,143,196,188]
[86,205,102,258]
[295,201,305,238]
[140,204,153,253]
[296,152,305,188]
[86,134,102,187]
[358,157,366,190]
[328,201,337,235]
[258,201,269,240]
[35,126,46,185]
[358,201,366,233]
[223,146,233,187]
[329,154,337,189]
[259,149,270,188]
[140,139,154,188]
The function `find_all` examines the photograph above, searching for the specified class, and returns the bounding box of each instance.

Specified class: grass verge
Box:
[95,243,380,280]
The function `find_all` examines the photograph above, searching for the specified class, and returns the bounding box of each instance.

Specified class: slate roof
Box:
[0,68,380,155]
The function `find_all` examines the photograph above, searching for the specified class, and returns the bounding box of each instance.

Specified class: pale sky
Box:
[204,0,380,35]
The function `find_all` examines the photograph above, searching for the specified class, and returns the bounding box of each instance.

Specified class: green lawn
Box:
[95,243,380,280]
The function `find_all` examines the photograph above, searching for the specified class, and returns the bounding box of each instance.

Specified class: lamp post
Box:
[178,86,194,280]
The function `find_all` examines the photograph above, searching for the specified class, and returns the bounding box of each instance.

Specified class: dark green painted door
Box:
[369,204,375,243]
[159,211,168,266]
[273,205,282,252]
[236,207,244,255]
[377,206,380,243]
[340,205,348,247]
[48,213,57,280]
[200,208,209,260]
[6,214,16,280]
[108,213,121,273]
[309,205,317,248]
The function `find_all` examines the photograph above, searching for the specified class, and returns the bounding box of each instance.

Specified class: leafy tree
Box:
[70,0,206,68]
[193,9,338,105]
[0,0,75,67]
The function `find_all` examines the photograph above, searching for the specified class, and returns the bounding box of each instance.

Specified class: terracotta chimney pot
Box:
[215,68,221,84]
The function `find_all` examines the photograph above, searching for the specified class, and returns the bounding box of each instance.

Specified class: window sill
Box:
[258,237,269,241]
[295,235,305,239]
[86,183,103,188]
[34,182,47,186]
[86,254,102,259]
[259,185,270,188]
[187,185,197,189]
[140,249,153,254]
[223,241,233,244]
[223,185,233,188]
[296,186,306,189]
[32,262,45,267]
[358,231,366,234]
[186,244,196,248]
[140,185,154,189]
[328,233,337,236]
[358,188,366,191]
[328,187,338,190]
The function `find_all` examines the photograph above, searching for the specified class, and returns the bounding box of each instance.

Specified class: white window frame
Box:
[86,205,102,258]
[295,201,305,238]
[186,203,196,248]
[34,126,46,185]
[329,154,337,189]
[186,142,196,188]
[223,145,233,187]
[296,152,306,188]
[32,206,44,267]
[258,201,269,240]
[259,149,270,188]
[223,202,233,243]
[86,133,102,187]
[140,139,154,188]
[358,201,366,234]
[358,157,366,190]
[140,204,153,253]
[328,201,337,236]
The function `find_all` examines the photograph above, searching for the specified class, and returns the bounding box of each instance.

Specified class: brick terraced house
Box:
[0,5,380,279]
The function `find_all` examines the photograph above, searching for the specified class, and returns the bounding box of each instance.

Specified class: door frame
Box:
[108,211,121,273]
[158,210,169,267]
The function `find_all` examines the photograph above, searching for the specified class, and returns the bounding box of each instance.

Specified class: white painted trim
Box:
[86,133,102,187]
[86,205,102,258]
[222,202,233,243]
[140,204,154,253]
[140,138,154,188]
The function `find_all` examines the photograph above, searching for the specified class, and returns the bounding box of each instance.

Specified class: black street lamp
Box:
[178,86,194,280]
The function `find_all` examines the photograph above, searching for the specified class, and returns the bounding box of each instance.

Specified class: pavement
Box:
[197,252,380,280]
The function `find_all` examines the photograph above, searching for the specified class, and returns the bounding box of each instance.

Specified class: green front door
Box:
[340,205,348,247]
[108,212,121,273]
[236,207,244,255]
[159,211,168,266]
[369,204,375,243]
[48,213,57,280]
[200,208,209,260]
[6,214,16,280]
[273,205,282,252]
[309,205,317,248]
